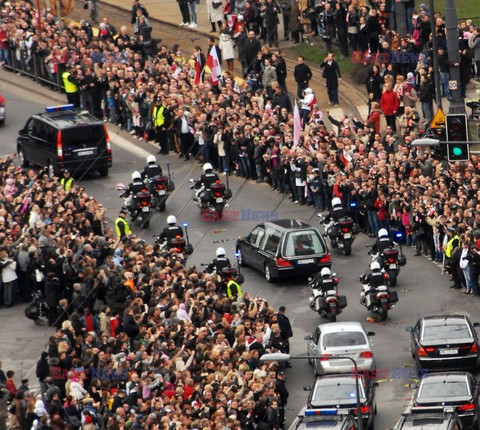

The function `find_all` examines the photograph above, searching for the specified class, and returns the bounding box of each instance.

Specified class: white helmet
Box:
[305,88,313,94]
[203,163,213,172]
[131,171,142,181]
[371,261,381,271]
[216,247,226,257]
[147,155,156,164]
[332,197,342,208]
[167,215,176,225]
[378,228,388,239]
[320,267,331,277]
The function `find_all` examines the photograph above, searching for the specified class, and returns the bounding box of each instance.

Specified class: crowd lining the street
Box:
[1,0,480,428]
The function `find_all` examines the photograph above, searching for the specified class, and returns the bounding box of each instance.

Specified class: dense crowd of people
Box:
[1,0,480,428]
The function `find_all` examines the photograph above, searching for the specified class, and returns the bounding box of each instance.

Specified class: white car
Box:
[0,93,5,125]
[305,321,376,376]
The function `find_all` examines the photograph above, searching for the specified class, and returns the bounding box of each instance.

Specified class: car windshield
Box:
[322,331,367,348]
[284,230,326,257]
[418,380,469,398]
[423,323,471,340]
[311,381,364,405]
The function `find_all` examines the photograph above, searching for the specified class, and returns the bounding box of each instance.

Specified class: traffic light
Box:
[446,114,469,162]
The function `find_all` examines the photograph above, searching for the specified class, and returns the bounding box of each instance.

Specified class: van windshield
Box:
[62,126,105,147]
[283,230,326,257]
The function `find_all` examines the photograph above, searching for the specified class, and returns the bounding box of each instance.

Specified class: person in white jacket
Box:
[0,250,17,307]
[68,377,88,401]
[299,87,315,128]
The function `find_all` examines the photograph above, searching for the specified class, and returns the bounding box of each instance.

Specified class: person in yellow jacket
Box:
[152,97,171,155]
[115,210,132,238]
[60,169,75,191]
[226,278,243,300]
[62,68,80,107]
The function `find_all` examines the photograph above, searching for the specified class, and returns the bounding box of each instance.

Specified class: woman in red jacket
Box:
[367,101,382,133]
[380,82,400,131]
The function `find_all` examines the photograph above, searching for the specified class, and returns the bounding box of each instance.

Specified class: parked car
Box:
[393,406,463,430]
[0,93,5,125]
[413,372,479,429]
[305,374,377,429]
[236,219,330,282]
[17,104,112,178]
[305,321,375,376]
[407,315,480,370]
[288,407,357,430]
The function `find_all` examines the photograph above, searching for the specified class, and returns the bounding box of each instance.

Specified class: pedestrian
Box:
[245,31,261,76]
[0,251,17,307]
[418,74,434,125]
[206,0,224,33]
[277,305,293,354]
[35,352,50,402]
[299,88,316,128]
[294,55,312,98]
[234,25,248,76]
[280,0,291,40]
[380,82,400,131]
[274,372,289,425]
[177,0,191,27]
[263,0,280,47]
[187,0,198,28]
[219,21,235,74]
[320,52,342,106]
[272,51,287,91]
[87,0,98,24]
[130,0,149,25]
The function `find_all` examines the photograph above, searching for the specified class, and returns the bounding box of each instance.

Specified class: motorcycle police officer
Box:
[312,267,337,295]
[206,247,231,273]
[158,215,184,246]
[371,228,394,258]
[360,261,386,307]
[124,171,147,209]
[323,197,346,238]
[194,163,219,204]
[142,155,163,180]
[115,210,132,238]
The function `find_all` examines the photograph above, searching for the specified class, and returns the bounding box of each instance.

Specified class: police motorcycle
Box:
[25,289,49,326]
[117,171,153,229]
[359,261,399,322]
[153,215,194,256]
[308,267,347,322]
[189,163,232,220]
[318,198,360,256]
[143,155,175,212]
[202,248,245,297]
[369,228,407,287]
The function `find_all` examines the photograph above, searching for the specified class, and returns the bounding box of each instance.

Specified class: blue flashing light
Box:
[234,251,241,257]
[45,104,75,112]
[182,222,189,228]
[305,409,337,416]
[395,232,403,238]
[350,202,357,207]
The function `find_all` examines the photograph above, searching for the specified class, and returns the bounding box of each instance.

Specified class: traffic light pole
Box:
[429,0,442,110]
[445,0,465,114]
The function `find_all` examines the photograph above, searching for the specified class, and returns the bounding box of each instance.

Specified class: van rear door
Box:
[61,125,106,159]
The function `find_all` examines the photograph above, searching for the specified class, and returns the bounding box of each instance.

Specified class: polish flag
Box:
[206,48,222,86]
[194,52,204,86]
[50,62,58,74]
[340,150,352,166]
[226,14,237,29]
[293,100,301,146]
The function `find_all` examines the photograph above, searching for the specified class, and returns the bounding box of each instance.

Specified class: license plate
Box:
[216,198,224,203]
[343,233,351,239]
[444,407,455,413]
[141,206,150,212]
[337,409,349,414]
[298,259,314,264]
[389,264,397,269]
[158,190,167,195]
[77,150,94,156]
[439,349,458,355]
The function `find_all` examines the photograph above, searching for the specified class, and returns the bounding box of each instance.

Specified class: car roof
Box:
[267,219,315,230]
[420,372,470,384]
[32,110,102,129]
[319,321,366,334]
[314,374,365,385]
[420,315,468,325]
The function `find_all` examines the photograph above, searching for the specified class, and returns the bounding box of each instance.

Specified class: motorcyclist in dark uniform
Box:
[323,197,347,239]
[158,215,184,247]
[360,261,386,307]
[124,171,148,210]
[142,154,163,180]
[311,267,337,295]
[194,163,220,204]
[370,228,394,262]
[206,247,231,274]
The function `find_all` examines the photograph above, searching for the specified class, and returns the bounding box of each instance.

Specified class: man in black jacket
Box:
[36,352,50,402]
[418,74,434,125]
[366,9,381,53]
[272,51,287,90]
[274,372,289,425]
[272,85,291,112]
[294,56,312,98]
[131,0,149,25]
[245,31,261,76]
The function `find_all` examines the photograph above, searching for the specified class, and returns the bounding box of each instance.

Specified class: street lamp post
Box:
[260,353,364,430]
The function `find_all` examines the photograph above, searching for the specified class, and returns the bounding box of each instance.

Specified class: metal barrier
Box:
[3,46,65,92]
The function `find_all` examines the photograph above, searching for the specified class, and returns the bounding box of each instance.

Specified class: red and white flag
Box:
[226,14,237,29]
[293,100,301,146]
[206,48,222,86]
[194,52,204,86]
[50,62,58,74]
[340,150,352,166]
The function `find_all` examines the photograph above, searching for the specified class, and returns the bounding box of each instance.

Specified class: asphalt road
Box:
[1,77,479,429]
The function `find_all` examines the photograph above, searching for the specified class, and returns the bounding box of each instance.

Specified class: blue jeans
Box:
[463,267,472,291]
[239,157,251,178]
[300,109,310,128]
[289,176,299,201]
[368,210,379,236]
[313,192,324,210]
[440,72,451,98]
[188,2,197,23]
[422,102,433,124]
[255,163,263,180]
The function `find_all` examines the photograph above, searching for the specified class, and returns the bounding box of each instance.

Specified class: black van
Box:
[17,105,112,178]
[236,219,330,282]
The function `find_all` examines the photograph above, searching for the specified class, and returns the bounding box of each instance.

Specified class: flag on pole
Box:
[206,48,222,86]
[340,150,352,166]
[293,100,301,146]
[226,14,237,29]
[194,52,204,86]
